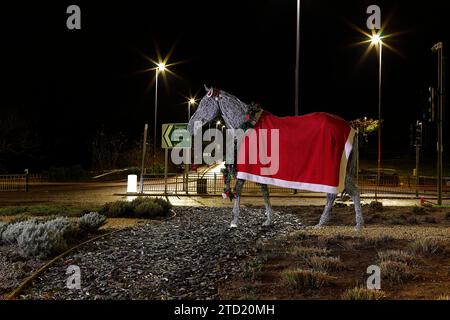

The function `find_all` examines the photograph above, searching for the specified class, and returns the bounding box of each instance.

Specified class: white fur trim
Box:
[236,172,338,194]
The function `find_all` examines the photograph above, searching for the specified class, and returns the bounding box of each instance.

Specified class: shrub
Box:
[79,212,106,232]
[1,217,98,259]
[242,258,263,280]
[2,219,38,244]
[445,212,450,220]
[281,269,330,289]
[380,260,413,284]
[17,222,68,259]
[0,221,7,244]
[377,250,416,265]
[341,287,385,300]
[412,206,427,215]
[305,256,345,272]
[101,201,134,217]
[369,201,383,212]
[101,198,171,219]
[290,246,331,258]
[409,238,443,255]
[134,201,164,218]
[423,216,437,224]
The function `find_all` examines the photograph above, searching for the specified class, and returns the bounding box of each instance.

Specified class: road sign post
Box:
[161,123,191,195]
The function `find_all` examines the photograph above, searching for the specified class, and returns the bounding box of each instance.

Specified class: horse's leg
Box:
[261,184,273,226]
[346,178,364,231]
[315,193,337,228]
[230,179,245,228]
[346,138,364,231]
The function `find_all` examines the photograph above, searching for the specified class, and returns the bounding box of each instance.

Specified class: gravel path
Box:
[21,207,303,299]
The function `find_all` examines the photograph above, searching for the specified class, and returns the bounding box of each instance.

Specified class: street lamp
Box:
[187,97,197,121]
[369,33,383,191]
[154,62,167,157]
[216,120,221,130]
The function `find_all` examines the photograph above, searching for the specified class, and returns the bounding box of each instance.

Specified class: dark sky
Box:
[1,0,449,170]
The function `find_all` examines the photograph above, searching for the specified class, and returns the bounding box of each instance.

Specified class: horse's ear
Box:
[204,84,210,92]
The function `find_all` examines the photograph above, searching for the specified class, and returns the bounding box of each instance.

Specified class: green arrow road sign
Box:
[161,123,191,149]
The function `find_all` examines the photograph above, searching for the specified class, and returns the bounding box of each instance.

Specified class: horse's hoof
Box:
[230,223,238,228]
[314,224,323,229]
[354,225,363,232]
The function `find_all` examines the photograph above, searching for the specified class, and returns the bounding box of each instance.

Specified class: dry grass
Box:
[409,237,443,255]
[290,246,331,258]
[380,260,414,284]
[305,255,345,272]
[341,287,386,300]
[281,269,330,289]
[377,250,416,265]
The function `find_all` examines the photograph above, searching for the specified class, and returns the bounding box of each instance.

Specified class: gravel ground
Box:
[21,207,303,300]
[0,245,42,298]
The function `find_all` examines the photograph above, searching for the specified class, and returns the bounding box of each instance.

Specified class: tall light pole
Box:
[295,0,300,116]
[154,62,166,157]
[432,42,444,205]
[370,34,383,192]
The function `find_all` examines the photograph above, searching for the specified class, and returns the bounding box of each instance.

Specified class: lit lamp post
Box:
[370,33,383,193]
[216,120,221,131]
[154,62,166,157]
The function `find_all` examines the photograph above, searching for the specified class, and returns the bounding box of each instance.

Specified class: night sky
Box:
[1,0,449,171]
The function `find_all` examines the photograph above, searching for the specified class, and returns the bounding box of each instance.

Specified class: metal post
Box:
[432,42,444,205]
[164,148,168,195]
[139,124,148,194]
[295,0,300,116]
[376,42,383,201]
[415,143,420,197]
[24,169,29,192]
[154,70,159,158]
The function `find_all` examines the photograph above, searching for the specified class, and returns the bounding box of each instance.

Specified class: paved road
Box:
[1,179,446,208]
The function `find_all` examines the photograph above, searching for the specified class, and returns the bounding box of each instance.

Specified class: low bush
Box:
[281,269,330,289]
[412,206,427,215]
[1,215,105,259]
[341,287,385,300]
[380,260,413,284]
[409,237,443,255]
[79,212,106,232]
[369,201,383,212]
[101,198,171,219]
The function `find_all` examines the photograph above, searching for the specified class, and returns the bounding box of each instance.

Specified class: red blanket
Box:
[236,111,355,194]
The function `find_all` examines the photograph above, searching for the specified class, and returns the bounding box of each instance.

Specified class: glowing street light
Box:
[187,97,197,121]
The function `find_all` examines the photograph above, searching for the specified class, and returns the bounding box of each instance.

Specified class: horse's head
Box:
[187,85,220,135]
[187,85,250,135]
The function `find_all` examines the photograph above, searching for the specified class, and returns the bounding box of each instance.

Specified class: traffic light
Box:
[414,120,423,146]
[428,86,435,122]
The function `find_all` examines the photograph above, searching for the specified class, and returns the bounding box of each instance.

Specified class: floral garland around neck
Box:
[221,103,263,201]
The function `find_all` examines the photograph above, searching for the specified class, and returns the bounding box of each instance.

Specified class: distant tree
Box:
[0,109,42,172]
[350,118,381,144]
[90,130,127,171]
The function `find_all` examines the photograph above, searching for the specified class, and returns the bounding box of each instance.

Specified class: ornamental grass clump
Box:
[281,269,330,289]
[379,260,413,284]
[305,255,345,272]
[409,237,443,255]
[377,250,416,265]
[341,287,385,300]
